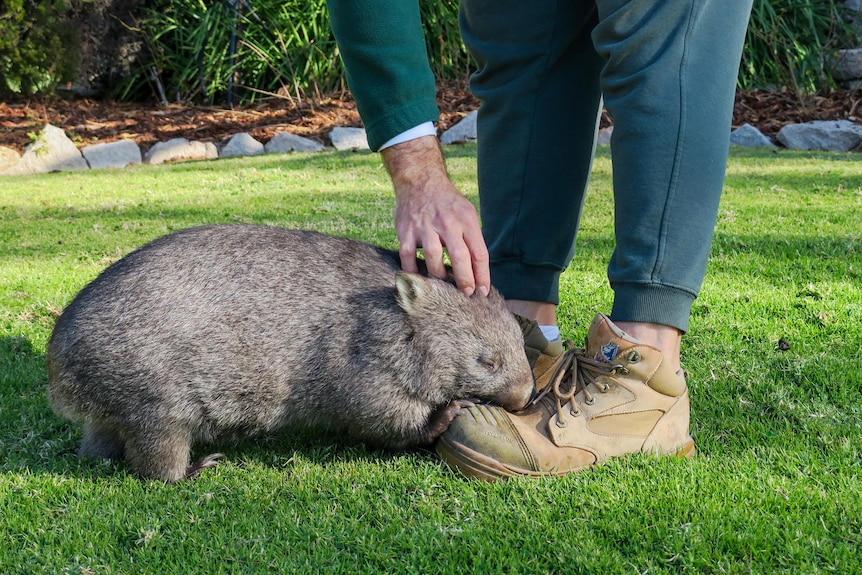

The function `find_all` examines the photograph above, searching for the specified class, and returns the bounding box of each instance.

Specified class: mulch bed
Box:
[1,83,860,155]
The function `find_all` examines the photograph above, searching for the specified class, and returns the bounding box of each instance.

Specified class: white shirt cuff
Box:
[378,122,437,151]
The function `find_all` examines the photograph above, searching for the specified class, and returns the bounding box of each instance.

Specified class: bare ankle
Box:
[614,321,682,373]
[505,300,557,326]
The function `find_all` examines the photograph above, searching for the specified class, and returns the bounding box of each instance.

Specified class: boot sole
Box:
[436,435,697,482]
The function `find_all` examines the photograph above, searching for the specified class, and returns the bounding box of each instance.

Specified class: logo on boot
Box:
[597,341,618,363]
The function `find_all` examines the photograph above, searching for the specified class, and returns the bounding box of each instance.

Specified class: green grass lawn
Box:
[1,146,860,574]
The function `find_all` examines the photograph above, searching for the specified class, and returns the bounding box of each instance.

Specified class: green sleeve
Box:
[326,0,440,150]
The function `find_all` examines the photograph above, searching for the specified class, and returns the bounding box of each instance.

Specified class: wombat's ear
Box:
[394,272,432,313]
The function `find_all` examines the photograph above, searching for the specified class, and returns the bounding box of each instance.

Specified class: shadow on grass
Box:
[0,334,45,392]
[62,434,436,483]
[15,419,437,484]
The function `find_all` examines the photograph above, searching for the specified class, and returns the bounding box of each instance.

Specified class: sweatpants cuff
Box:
[610,283,696,333]
[490,259,562,305]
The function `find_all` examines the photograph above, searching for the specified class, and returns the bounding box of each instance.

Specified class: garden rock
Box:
[830,48,862,82]
[220,133,265,158]
[440,110,478,145]
[144,138,218,165]
[82,139,142,169]
[730,123,776,148]
[264,132,324,154]
[777,120,862,152]
[18,124,89,174]
[329,127,369,151]
[0,146,25,175]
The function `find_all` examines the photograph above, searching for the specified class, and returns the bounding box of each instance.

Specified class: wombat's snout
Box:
[495,372,535,412]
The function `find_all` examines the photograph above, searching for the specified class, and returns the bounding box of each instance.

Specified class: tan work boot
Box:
[436,313,695,480]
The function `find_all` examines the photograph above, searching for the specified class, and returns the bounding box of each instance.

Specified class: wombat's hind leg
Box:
[185,453,225,479]
[123,429,194,483]
[423,399,477,444]
[79,421,125,461]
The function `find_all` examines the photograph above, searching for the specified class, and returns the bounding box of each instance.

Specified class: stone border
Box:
[1,113,859,176]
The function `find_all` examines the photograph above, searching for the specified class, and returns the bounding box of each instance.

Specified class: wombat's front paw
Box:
[184,453,225,479]
[424,399,477,443]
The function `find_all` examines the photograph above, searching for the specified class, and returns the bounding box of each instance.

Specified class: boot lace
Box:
[530,342,625,428]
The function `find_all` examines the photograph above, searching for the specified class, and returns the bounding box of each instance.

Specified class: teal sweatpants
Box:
[460,0,752,332]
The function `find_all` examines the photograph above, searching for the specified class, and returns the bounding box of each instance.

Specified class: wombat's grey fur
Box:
[47,224,534,482]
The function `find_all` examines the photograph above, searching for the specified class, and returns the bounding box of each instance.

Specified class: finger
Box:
[464,226,491,297]
[397,232,420,274]
[445,239,477,297]
[398,246,420,274]
[420,236,448,281]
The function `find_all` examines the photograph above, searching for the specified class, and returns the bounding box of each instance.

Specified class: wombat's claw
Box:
[452,398,478,410]
[425,399,477,442]
[184,453,225,479]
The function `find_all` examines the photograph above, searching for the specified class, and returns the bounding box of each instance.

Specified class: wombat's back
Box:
[47,225,404,430]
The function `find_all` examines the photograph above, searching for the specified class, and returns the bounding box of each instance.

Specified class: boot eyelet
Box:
[569,406,581,416]
[598,383,610,393]
[627,350,641,363]
[555,418,568,429]
[585,397,595,406]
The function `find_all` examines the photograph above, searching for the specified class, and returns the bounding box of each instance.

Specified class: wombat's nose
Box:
[497,375,535,412]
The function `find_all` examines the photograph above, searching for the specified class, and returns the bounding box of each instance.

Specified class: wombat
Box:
[47,224,534,482]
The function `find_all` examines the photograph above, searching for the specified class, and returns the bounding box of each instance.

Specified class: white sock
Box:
[539,325,560,342]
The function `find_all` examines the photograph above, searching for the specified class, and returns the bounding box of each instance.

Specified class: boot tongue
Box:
[517,315,564,367]
[585,313,641,363]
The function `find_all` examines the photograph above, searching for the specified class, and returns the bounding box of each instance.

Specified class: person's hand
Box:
[381,135,490,297]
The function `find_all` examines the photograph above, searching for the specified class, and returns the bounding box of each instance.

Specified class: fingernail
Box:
[463,286,475,297]
[478,286,489,297]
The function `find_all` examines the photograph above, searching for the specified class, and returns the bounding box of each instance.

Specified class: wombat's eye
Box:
[479,352,502,373]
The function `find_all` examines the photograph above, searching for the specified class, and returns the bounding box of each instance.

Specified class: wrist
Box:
[381,135,449,191]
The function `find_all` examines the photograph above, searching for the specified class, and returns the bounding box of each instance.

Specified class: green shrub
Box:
[741,0,859,93]
[419,0,473,83]
[116,0,469,104]
[0,0,80,96]
[117,0,343,103]
[4,0,857,102]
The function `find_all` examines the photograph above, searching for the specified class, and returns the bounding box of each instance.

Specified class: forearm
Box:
[326,0,440,150]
